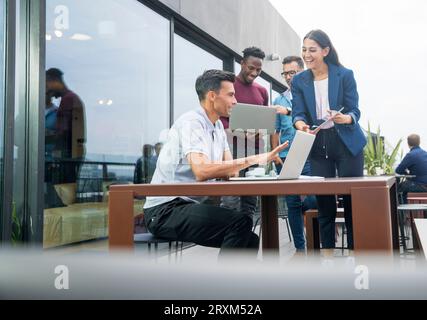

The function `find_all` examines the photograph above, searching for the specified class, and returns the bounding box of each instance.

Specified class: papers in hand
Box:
[311,107,344,135]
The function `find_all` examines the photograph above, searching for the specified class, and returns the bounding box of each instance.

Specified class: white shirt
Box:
[143,108,230,209]
[314,78,334,129]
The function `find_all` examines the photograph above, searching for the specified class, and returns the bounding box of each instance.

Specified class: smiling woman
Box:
[292,29,367,251]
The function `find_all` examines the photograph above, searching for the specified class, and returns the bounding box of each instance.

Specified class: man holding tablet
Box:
[219,47,270,219]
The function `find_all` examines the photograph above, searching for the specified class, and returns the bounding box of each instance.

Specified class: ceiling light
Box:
[70,33,92,41]
[106,100,113,106]
[46,34,52,41]
[54,30,63,38]
[98,100,105,105]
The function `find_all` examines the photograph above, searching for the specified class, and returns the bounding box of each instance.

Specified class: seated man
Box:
[396,134,427,203]
[143,70,288,257]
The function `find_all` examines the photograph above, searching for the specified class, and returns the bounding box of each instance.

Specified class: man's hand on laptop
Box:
[267,141,288,165]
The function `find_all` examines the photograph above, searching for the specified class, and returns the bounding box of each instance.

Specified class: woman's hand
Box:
[328,111,353,125]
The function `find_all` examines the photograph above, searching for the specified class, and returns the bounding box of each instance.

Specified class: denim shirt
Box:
[274,90,296,158]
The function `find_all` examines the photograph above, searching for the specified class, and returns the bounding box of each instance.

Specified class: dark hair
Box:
[282,56,304,69]
[195,69,235,102]
[242,46,265,60]
[46,68,64,82]
[304,30,342,67]
[408,134,420,148]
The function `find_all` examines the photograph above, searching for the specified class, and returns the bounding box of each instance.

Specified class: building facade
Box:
[0,0,300,247]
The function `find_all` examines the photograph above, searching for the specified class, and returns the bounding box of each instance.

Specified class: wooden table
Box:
[108,176,398,254]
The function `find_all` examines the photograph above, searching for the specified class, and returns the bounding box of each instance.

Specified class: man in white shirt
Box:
[144,70,288,256]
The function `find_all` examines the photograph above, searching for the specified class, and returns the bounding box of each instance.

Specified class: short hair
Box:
[242,47,265,60]
[195,70,235,102]
[46,68,64,82]
[408,134,420,147]
[282,56,304,69]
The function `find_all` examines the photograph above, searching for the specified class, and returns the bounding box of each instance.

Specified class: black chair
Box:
[134,233,184,258]
[253,198,292,242]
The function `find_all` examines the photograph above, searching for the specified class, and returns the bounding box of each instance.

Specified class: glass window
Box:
[0,0,5,216]
[272,89,281,104]
[45,0,170,248]
[254,76,271,105]
[234,60,242,75]
[174,34,223,120]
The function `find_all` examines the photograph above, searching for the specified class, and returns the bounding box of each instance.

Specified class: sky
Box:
[269,0,427,155]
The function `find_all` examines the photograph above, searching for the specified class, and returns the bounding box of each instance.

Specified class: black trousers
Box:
[144,198,259,256]
[310,127,364,249]
[397,179,427,203]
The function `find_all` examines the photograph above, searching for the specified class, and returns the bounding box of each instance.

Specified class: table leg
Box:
[351,186,394,253]
[109,190,134,250]
[261,196,279,251]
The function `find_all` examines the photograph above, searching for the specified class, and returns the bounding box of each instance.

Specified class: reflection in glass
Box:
[45,0,170,248]
[174,34,223,120]
[254,76,271,105]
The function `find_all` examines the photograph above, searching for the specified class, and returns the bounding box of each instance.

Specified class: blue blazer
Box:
[291,63,367,156]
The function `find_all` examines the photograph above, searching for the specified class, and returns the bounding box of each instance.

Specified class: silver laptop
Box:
[229,103,276,134]
[230,130,317,181]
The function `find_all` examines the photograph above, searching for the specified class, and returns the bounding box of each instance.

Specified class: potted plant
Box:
[364,123,403,176]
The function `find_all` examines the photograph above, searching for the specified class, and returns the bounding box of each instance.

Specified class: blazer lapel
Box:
[328,63,340,111]
[301,71,317,122]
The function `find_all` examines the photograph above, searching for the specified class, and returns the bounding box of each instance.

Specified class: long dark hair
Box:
[304,30,342,67]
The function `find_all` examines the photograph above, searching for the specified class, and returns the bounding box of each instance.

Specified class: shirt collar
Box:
[195,108,218,130]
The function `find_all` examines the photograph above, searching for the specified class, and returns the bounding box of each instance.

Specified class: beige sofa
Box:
[43,183,144,248]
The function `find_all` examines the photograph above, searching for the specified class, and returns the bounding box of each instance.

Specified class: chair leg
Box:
[168,241,172,262]
[341,224,345,254]
[253,217,260,232]
[285,216,292,242]
[398,211,407,252]
[410,211,416,250]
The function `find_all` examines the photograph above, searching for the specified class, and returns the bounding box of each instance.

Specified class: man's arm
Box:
[187,141,288,182]
[395,153,412,175]
[271,132,280,150]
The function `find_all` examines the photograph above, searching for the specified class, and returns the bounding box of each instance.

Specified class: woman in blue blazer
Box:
[292,30,367,250]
